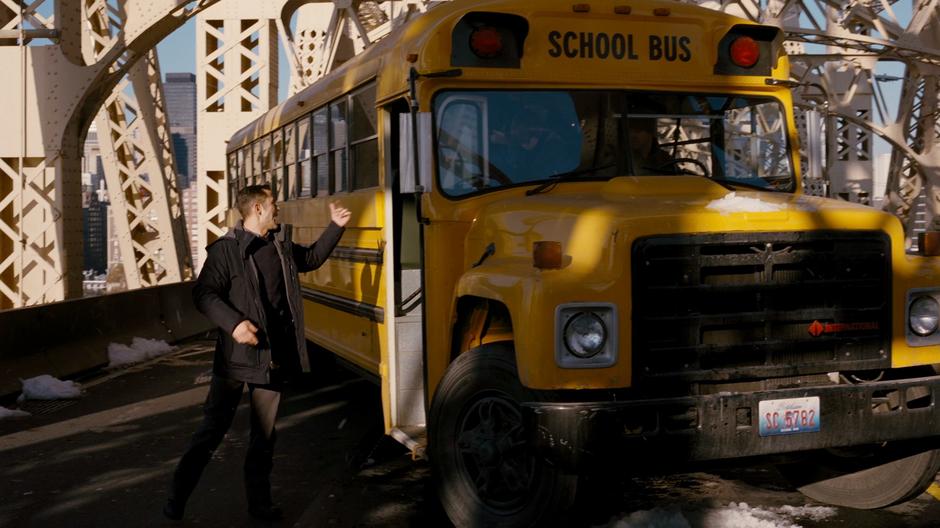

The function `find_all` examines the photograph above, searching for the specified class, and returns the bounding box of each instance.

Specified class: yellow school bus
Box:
[226,0,940,524]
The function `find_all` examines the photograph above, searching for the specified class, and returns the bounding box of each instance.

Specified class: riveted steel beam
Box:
[85,1,192,289]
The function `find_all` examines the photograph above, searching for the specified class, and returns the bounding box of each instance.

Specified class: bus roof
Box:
[227,0,783,153]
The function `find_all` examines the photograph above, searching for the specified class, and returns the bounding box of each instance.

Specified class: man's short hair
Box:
[236,184,272,219]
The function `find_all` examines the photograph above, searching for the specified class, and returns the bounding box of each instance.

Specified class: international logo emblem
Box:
[808,320,879,337]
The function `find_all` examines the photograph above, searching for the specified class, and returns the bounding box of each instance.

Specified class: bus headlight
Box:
[564,313,607,358]
[555,304,618,368]
[909,296,940,336]
[906,290,940,346]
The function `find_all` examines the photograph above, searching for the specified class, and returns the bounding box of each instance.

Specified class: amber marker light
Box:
[406,53,419,63]
[920,232,940,256]
[730,35,760,68]
[534,241,563,270]
[572,4,591,13]
[652,7,671,16]
[614,6,632,14]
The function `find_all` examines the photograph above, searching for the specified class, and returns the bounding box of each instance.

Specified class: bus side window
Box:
[237,148,247,191]
[331,100,348,193]
[437,98,485,195]
[298,116,312,196]
[260,135,272,185]
[313,108,328,196]
[227,152,238,204]
[272,128,284,198]
[284,121,297,200]
[252,140,262,185]
[350,83,379,190]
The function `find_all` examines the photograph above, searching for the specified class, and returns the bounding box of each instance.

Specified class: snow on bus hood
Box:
[706,192,789,214]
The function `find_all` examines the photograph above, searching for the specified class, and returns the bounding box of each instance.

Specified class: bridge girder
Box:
[0,0,221,308]
[0,0,937,309]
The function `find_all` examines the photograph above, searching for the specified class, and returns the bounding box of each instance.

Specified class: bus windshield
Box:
[434,90,794,197]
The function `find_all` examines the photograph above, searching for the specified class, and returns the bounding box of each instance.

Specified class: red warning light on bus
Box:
[470,27,504,58]
[730,36,760,68]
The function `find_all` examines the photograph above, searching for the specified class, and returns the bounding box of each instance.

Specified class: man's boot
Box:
[163,497,185,521]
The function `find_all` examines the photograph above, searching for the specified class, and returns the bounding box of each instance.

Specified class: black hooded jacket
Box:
[193,221,345,384]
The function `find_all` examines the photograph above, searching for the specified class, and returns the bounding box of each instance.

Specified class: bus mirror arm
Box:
[407,67,462,111]
[420,68,463,79]
[765,78,830,104]
[403,67,437,224]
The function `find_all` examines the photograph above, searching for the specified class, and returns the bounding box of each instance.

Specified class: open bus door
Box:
[382,101,431,454]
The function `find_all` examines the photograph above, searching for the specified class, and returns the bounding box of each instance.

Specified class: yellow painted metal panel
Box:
[279,189,386,376]
[304,299,380,374]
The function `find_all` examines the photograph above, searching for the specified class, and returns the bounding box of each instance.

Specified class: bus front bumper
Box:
[521,375,940,472]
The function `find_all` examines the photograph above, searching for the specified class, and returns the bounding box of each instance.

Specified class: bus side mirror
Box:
[804,108,824,183]
[399,112,433,193]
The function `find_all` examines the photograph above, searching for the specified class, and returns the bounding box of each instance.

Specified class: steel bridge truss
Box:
[0,0,936,308]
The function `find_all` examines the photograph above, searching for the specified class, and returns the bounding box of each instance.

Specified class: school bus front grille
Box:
[631,231,891,383]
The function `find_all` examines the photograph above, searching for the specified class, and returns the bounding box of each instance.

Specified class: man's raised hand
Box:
[232,320,259,346]
[329,202,351,227]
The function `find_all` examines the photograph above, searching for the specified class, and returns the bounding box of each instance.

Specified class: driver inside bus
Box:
[627,116,677,176]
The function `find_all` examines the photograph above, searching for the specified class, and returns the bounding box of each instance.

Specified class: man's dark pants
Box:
[169,373,283,509]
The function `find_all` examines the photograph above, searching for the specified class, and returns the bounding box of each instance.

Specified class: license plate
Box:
[758,396,820,437]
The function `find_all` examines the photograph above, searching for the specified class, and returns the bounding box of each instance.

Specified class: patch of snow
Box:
[610,502,838,528]
[0,405,30,419]
[773,505,838,522]
[131,336,175,355]
[18,374,82,401]
[194,369,212,385]
[610,506,691,528]
[706,192,786,215]
[699,502,800,528]
[107,337,176,368]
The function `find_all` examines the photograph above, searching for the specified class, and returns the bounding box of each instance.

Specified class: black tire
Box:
[428,343,578,527]
[779,443,940,509]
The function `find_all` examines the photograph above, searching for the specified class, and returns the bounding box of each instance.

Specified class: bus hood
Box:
[465,176,905,275]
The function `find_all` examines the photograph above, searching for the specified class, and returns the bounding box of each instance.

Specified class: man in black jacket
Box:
[164,184,350,521]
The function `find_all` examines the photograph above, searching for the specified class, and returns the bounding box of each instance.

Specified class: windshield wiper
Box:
[709,177,775,192]
[525,164,616,196]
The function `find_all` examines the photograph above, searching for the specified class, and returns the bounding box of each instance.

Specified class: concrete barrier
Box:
[0,281,213,398]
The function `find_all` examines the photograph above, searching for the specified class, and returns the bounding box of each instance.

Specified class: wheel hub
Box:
[457,393,535,508]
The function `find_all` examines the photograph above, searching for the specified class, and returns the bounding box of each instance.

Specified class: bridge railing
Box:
[0,281,212,398]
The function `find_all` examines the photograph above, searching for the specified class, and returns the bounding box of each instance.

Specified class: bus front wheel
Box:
[428,343,577,527]
[778,443,940,509]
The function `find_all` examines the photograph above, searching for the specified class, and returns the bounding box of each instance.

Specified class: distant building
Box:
[82,172,108,275]
[182,186,201,269]
[165,72,199,269]
[106,200,121,270]
[164,72,197,188]
[82,123,108,278]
